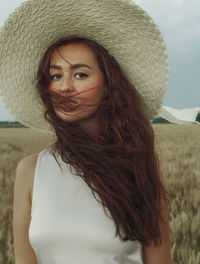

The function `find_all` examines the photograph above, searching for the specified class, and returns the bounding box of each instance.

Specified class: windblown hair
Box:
[36,36,169,246]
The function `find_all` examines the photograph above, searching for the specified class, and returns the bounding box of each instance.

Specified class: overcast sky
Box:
[0,0,199,121]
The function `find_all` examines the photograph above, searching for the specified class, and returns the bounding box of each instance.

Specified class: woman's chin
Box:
[55,109,81,122]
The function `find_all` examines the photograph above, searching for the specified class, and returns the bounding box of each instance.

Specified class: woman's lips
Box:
[59,99,78,110]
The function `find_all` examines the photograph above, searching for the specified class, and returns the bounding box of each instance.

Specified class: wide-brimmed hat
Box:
[0,0,169,135]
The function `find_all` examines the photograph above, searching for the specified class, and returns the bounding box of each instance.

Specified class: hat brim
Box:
[0,0,169,134]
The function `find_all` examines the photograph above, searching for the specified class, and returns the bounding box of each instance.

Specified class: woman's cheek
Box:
[84,82,104,98]
[49,82,56,91]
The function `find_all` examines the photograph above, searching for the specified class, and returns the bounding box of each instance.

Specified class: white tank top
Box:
[29,145,143,264]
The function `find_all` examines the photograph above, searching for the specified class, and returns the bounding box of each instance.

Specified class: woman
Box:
[0,0,172,263]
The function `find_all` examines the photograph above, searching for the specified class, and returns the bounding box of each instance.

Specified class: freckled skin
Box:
[49,43,106,131]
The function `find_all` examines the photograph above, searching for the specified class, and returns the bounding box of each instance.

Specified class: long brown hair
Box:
[36,36,169,246]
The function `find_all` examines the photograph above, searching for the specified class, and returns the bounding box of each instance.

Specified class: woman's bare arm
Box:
[13,155,38,264]
[142,167,172,264]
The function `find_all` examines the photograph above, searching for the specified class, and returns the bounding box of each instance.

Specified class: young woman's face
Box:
[49,43,106,128]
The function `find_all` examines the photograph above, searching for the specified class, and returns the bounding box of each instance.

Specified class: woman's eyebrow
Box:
[49,63,92,70]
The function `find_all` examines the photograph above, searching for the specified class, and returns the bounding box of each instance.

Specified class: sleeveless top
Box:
[28,145,144,264]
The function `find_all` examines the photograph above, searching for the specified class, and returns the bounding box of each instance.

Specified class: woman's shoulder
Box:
[16,153,39,207]
[17,144,54,174]
[17,153,39,176]
[15,145,55,206]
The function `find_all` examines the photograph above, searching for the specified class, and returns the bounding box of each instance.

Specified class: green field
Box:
[0,124,200,264]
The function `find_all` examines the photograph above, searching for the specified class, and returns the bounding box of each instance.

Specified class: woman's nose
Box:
[60,77,75,92]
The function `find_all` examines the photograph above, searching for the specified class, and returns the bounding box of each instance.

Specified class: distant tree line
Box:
[196,112,200,122]
[152,117,171,124]
[0,121,27,128]
[0,118,170,128]
[0,115,199,128]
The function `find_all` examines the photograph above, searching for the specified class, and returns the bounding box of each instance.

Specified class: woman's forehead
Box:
[50,43,96,66]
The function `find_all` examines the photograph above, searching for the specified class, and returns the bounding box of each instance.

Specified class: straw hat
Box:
[0,0,169,135]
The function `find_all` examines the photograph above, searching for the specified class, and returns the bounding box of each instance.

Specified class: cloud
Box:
[0,0,26,27]
[0,101,16,121]
[134,0,200,53]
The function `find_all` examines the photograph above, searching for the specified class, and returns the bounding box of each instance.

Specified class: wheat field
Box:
[0,124,199,264]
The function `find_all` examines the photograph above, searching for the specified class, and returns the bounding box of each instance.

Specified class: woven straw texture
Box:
[0,0,169,135]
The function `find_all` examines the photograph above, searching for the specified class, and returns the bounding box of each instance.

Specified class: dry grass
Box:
[0,124,200,264]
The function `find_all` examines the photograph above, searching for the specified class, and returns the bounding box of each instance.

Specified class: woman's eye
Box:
[75,73,88,79]
[51,74,61,80]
